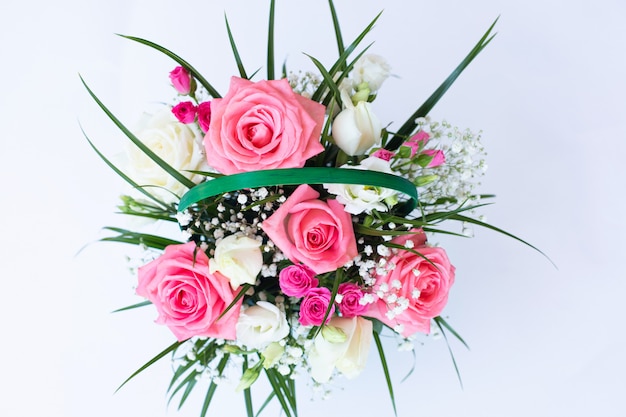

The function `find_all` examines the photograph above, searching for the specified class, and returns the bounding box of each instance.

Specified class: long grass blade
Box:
[264,369,294,417]
[311,11,382,102]
[434,316,469,349]
[243,357,255,417]
[224,13,248,79]
[434,318,464,388]
[115,341,182,393]
[327,0,345,67]
[80,125,169,208]
[373,331,397,417]
[446,213,556,268]
[112,300,151,313]
[255,391,276,417]
[267,0,276,80]
[116,35,221,98]
[386,17,499,150]
[101,226,182,250]
[80,76,197,190]
[200,354,230,417]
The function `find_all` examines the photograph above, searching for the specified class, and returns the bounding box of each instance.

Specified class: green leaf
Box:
[115,35,221,98]
[373,331,397,417]
[255,391,276,417]
[115,340,183,393]
[243,357,255,417]
[263,369,295,417]
[327,0,345,68]
[80,76,197,190]
[313,267,342,339]
[100,226,182,250]
[80,125,169,209]
[200,354,230,417]
[311,11,382,102]
[445,213,557,268]
[434,316,469,350]
[305,53,343,109]
[111,300,151,313]
[433,317,464,389]
[386,17,499,151]
[215,284,251,322]
[267,0,276,80]
[169,370,199,410]
[224,13,248,79]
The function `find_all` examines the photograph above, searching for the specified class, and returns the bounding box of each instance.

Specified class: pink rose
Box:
[365,230,455,336]
[197,101,212,133]
[262,184,358,274]
[406,131,430,157]
[279,264,319,298]
[204,76,325,174]
[371,148,395,161]
[171,101,197,124]
[337,282,367,318]
[423,149,446,168]
[136,241,243,341]
[299,287,335,326]
[169,66,192,94]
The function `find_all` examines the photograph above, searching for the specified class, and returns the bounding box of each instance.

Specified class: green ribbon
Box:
[178,167,418,215]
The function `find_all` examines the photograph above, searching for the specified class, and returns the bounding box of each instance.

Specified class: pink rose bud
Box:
[279,264,319,298]
[172,101,197,124]
[337,282,367,317]
[404,131,430,157]
[423,149,445,168]
[371,148,395,161]
[299,287,335,326]
[197,101,212,133]
[409,130,430,145]
[169,66,192,94]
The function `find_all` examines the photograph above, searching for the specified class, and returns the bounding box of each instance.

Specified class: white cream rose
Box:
[351,54,391,91]
[331,90,382,156]
[308,316,373,383]
[236,301,290,350]
[209,234,263,289]
[323,156,399,214]
[126,107,207,203]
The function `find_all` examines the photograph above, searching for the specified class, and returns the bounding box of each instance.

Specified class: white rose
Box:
[351,54,391,91]
[308,316,373,383]
[236,301,290,350]
[209,234,263,289]
[332,90,382,156]
[126,107,207,203]
[323,156,399,214]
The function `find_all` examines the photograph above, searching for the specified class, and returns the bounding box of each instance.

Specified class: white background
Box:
[2,1,625,416]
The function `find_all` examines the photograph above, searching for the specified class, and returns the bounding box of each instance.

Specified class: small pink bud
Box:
[423,149,445,167]
[171,101,197,124]
[371,148,395,161]
[169,66,192,94]
[408,131,430,145]
[197,101,212,133]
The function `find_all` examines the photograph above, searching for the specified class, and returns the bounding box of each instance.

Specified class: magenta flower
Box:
[371,148,395,161]
[279,264,319,298]
[169,66,192,94]
[171,101,197,124]
[197,101,212,133]
[299,287,335,326]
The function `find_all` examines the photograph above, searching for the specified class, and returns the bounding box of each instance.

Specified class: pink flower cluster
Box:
[134,66,456,344]
[405,131,446,168]
[278,265,367,326]
[172,101,212,132]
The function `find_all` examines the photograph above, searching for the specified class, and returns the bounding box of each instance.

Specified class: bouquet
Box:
[81,2,542,416]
